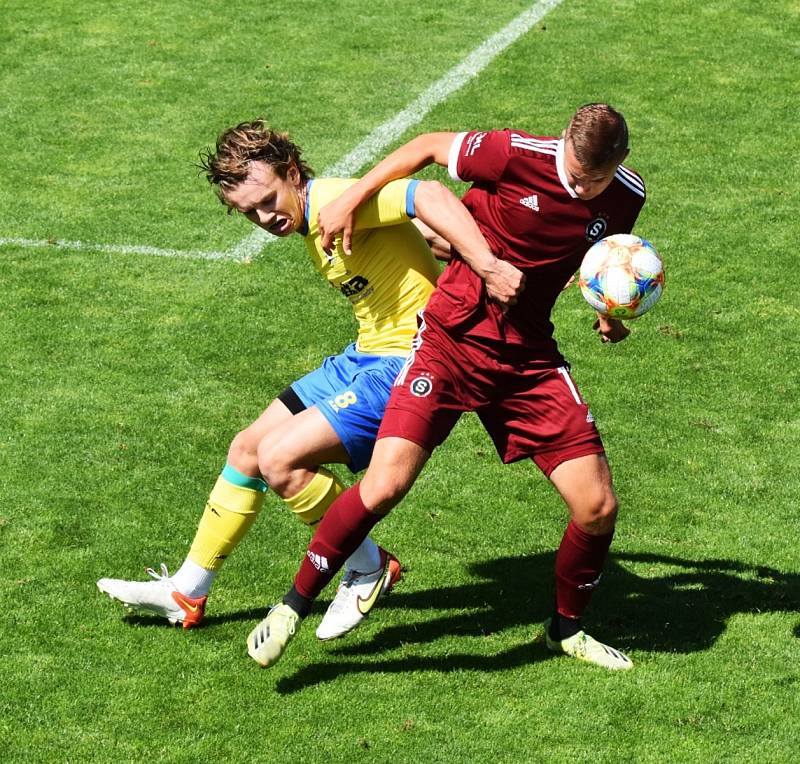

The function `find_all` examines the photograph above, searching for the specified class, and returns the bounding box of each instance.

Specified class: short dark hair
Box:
[198,119,314,197]
[565,103,629,171]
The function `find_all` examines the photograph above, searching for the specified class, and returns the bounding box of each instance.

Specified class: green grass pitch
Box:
[1,0,799,761]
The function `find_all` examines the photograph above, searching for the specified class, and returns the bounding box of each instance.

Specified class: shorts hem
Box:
[377,407,443,455]
[313,402,366,474]
[531,440,606,478]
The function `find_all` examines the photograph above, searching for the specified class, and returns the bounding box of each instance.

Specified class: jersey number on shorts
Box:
[328,391,358,413]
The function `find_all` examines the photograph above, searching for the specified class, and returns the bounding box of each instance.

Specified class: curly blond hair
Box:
[199,119,314,198]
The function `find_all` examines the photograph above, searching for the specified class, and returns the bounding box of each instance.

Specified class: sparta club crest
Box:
[409,374,433,397]
[585,215,608,242]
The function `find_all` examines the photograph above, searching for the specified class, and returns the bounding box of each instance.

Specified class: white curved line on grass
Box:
[1,0,564,263]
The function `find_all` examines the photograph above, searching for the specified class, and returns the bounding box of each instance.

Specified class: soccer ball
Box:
[578,234,665,319]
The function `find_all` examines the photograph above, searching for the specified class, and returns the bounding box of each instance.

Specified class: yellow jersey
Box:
[302,178,438,356]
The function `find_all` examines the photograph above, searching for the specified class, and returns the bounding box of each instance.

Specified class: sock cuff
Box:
[284,467,342,513]
[221,463,267,493]
[208,475,266,517]
[567,519,614,547]
[283,585,312,618]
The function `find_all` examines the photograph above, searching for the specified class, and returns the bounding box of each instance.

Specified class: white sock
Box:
[344,536,382,573]
[171,559,216,598]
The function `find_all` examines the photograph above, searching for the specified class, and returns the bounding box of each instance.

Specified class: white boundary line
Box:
[0,0,564,264]
[0,237,231,261]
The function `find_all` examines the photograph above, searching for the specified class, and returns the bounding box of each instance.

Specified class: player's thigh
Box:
[258,405,350,472]
[290,346,404,472]
[227,398,295,465]
[246,398,295,439]
[549,452,618,528]
[360,436,431,513]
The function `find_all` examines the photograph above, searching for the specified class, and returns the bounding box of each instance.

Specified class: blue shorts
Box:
[290,343,405,472]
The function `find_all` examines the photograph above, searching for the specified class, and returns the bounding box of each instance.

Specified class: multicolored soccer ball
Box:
[579,234,665,319]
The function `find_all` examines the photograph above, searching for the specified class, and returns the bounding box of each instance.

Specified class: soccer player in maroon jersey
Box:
[247,104,646,670]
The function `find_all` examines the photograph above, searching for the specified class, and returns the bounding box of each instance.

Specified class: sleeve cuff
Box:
[448,132,468,181]
[405,179,420,218]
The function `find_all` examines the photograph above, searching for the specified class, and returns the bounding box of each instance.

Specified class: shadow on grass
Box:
[122,606,269,629]
[273,551,800,693]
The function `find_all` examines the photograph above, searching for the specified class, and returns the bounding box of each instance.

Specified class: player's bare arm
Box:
[412,180,525,310]
[412,219,451,261]
[318,132,456,254]
[593,315,630,343]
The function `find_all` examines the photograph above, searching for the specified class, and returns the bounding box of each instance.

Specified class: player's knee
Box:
[227,428,260,473]
[360,470,411,513]
[577,490,618,534]
[256,436,293,496]
[597,492,619,526]
[415,179,449,207]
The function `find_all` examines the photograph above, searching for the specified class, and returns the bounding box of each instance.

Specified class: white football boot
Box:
[544,618,633,670]
[97,564,207,629]
[315,547,402,641]
[247,603,302,667]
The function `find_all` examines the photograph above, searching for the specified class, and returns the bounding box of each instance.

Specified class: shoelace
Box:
[573,633,589,659]
[341,570,360,587]
[267,605,297,636]
[144,563,172,583]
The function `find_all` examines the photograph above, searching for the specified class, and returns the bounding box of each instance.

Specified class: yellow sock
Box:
[284,467,344,528]
[187,465,267,571]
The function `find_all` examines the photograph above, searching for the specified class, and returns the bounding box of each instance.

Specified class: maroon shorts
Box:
[378,312,605,476]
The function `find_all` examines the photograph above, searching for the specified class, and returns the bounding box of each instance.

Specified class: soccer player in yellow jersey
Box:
[97,120,520,641]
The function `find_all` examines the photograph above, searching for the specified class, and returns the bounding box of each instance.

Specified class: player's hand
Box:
[318,197,356,256]
[484,259,526,312]
[593,315,630,343]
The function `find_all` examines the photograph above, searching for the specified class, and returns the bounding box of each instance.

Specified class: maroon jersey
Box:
[424,129,646,364]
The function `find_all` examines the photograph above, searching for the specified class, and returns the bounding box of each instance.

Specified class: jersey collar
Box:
[555,139,578,199]
[298,179,314,236]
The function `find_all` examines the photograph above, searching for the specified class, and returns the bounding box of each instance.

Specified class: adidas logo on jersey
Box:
[519,194,540,212]
[465,131,487,156]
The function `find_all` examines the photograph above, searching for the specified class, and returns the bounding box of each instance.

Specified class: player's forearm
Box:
[346,134,455,208]
[318,134,455,253]
[412,218,452,261]
[414,181,525,308]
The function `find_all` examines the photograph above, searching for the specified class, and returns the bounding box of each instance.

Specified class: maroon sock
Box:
[554,520,614,620]
[293,483,384,601]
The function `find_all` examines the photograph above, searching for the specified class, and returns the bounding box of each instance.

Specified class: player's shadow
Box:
[275,551,800,694]
[124,606,267,629]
